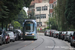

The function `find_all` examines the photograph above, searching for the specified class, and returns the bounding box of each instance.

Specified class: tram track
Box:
[50,38,56,50]
[17,40,35,50]
[32,36,56,50]
[32,37,44,50]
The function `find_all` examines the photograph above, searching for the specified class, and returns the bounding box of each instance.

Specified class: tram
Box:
[23,19,37,40]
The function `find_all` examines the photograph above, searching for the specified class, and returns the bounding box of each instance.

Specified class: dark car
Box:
[14,29,23,40]
[58,31,62,39]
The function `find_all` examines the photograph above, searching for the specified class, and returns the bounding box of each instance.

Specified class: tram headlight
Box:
[32,33,34,35]
[25,34,27,35]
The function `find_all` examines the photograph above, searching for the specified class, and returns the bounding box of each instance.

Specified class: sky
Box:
[23,7,28,15]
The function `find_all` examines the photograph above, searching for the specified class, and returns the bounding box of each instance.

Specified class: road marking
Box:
[24,45,27,47]
[32,48,35,50]
[32,41,34,43]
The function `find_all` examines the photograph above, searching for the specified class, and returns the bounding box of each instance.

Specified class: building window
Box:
[37,22,42,26]
[49,4,53,9]
[42,6,47,10]
[35,14,46,19]
[36,7,41,11]
[35,15,40,19]
[41,14,46,18]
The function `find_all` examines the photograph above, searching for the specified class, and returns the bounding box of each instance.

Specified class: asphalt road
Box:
[0,33,75,50]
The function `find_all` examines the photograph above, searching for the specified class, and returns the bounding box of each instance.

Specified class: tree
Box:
[16,9,27,25]
[47,17,58,30]
[0,0,32,29]
[65,0,75,26]
[54,0,67,31]
[11,21,21,29]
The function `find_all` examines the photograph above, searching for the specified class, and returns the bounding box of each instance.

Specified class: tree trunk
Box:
[6,23,7,31]
[2,21,3,29]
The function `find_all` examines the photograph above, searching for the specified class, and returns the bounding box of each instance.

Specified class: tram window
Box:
[25,23,34,32]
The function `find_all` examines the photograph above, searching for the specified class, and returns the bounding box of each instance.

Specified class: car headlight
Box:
[32,33,34,35]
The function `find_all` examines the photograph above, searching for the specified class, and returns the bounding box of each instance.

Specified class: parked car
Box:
[53,31,59,38]
[61,31,66,40]
[64,31,74,41]
[69,31,74,42]
[13,30,19,40]
[0,29,3,45]
[49,30,57,37]
[44,30,50,36]
[14,29,23,40]
[58,31,62,39]
[70,31,75,46]
[7,31,15,42]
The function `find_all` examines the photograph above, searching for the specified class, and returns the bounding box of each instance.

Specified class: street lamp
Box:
[39,8,41,26]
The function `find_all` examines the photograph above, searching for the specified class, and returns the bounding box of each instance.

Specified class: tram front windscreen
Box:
[25,22,34,32]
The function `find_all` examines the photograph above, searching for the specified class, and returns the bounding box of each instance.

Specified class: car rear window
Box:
[67,31,74,35]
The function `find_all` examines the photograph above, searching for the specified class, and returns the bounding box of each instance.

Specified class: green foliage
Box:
[0,0,32,28]
[24,0,32,7]
[16,9,27,25]
[47,17,58,30]
[11,21,21,29]
[65,0,75,26]
[54,0,67,31]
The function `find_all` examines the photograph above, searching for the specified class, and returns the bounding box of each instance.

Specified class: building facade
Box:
[35,2,49,29]
[28,0,57,29]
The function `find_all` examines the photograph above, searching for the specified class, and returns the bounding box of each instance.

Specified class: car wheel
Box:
[4,41,6,44]
[13,40,15,42]
[0,43,2,45]
[70,43,73,46]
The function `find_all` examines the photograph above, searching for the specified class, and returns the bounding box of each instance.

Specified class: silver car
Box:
[64,31,74,41]
[53,31,59,38]
[44,30,50,36]
[7,31,15,42]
